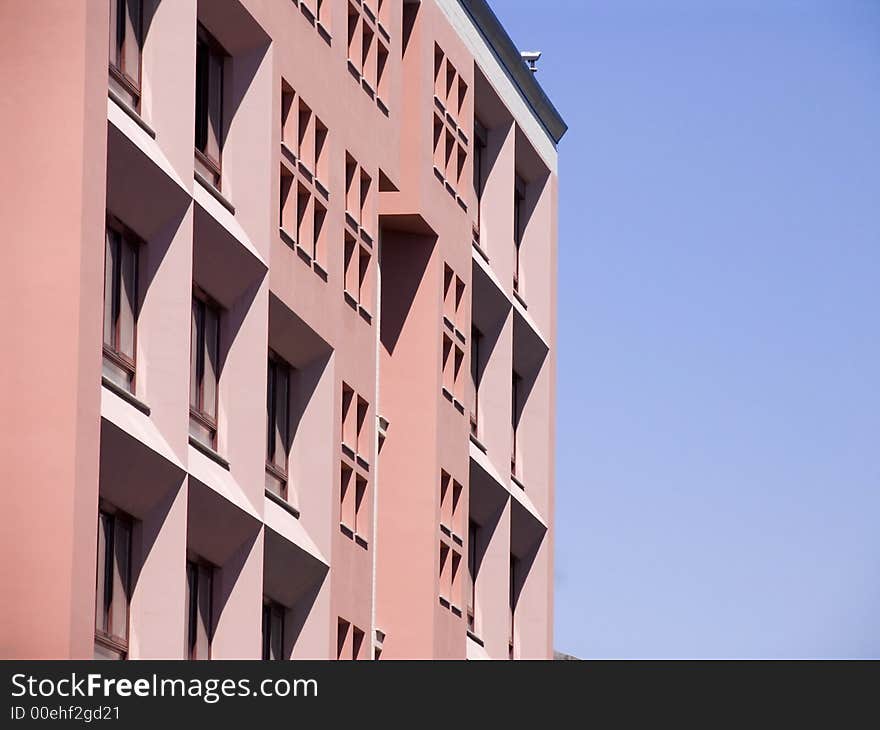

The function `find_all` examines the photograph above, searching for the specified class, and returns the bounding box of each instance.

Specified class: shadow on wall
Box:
[379,224,437,355]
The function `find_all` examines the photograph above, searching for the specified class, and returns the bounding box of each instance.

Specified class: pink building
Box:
[0,0,564,660]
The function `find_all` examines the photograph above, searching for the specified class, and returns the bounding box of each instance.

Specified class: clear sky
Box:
[490,0,880,658]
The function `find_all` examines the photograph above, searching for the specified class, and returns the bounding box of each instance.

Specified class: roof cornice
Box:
[458,0,568,144]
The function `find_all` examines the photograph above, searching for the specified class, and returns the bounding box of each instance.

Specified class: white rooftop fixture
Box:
[520,50,542,73]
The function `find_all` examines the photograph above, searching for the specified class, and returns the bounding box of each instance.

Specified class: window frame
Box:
[94,505,133,660]
[467,520,479,633]
[513,175,526,292]
[108,0,144,109]
[186,557,214,661]
[470,325,482,437]
[473,118,488,231]
[511,371,522,476]
[103,214,141,392]
[266,351,292,499]
[190,288,222,449]
[261,599,285,661]
[194,24,226,189]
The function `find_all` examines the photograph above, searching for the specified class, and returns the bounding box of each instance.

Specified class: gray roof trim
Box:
[459,0,568,144]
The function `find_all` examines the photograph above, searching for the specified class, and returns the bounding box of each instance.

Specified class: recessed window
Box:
[103,218,139,391]
[341,382,355,451]
[509,555,518,659]
[337,617,364,660]
[266,352,291,499]
[473,119,488,231]
[467,520,479,633]
[352,625,365,660]
[190,290,221,449]
[108,0,143,108]
[470,326,483,436]
[262,600,285,660]
[94,509,132,660]
[314,117,329,184]
[195,26,226,189]
[513,175,526,292]
[511,371,522,477]
[186,559,214,660]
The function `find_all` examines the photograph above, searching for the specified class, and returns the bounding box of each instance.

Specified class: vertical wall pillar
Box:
[0,0,109,658]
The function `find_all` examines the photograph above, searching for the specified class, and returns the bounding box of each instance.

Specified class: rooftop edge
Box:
[459,0,569,144]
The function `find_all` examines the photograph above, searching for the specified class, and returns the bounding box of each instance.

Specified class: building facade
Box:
[0,0,564,660]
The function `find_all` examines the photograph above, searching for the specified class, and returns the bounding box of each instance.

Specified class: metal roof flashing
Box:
[459,0,568,144]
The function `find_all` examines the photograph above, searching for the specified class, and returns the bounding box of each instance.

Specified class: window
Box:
[352,626,365,660]
[470,326,482,436]
[94,509,132,660]
[336,618,364,660]
[433,44,445,103]
[442,334,454,399]
[266,353,291,499]
[186,559,213,660]
[509,555,518,659]
[190,291,220,449]
[103,218,138,391]
[359,168,373,236]
[341,383,355,453]
[439,542,450,604]
[511,371,522,477]
[279,84,329,271]
[356,396,369,458]
[108,0,143,108]
[467,520,479,633]
[336,617,349,659]
[450,550,462,610]
[376,41,389,107]
[513,176,526,292]
[340,463,369,544]
[361,23,376,94]
[454,276,466,332]
[281,81,296,149]
[439,471,452,533]
[340,462,354,532]
[313,199,327,263]
[262,601,285,660]
[346,4,361,75]
[297,98,314,173]
[473,119,487,233]
[314,117,329,185]
[195,26,225,189]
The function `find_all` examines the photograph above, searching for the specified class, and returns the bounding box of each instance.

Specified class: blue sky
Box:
[490,0,880,658]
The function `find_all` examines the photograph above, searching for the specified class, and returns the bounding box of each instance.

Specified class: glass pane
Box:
[95,513,108,633]
[195,40,208,151]
[110,519,130,640]
[270,609,283,660]
[190,299,200,409]
[261,604,270,660]
[203,306,218,419]
[273,366,288,470]
[186,562,195,658]
[103,231,117,348]
[266,361,275,462]
[189,416,213,448]
[118,237,136,359]
[123,0,141,85]
[207,52,223,161]
[195,565,212,660]
[265,470,284,498]
[109,0,120,68]
[94,641,123,660]
[102,357,131,389]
